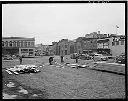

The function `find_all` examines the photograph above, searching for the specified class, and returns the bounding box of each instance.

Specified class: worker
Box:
[61,55,64,63]
[19,55,23,64]
[49,57,54,65]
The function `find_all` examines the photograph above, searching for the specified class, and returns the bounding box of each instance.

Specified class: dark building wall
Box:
[82,38,97,52]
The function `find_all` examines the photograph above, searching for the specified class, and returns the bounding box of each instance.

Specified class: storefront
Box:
[97,48,111,55]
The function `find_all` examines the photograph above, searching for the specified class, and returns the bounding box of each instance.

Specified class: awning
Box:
[97,39,109,43]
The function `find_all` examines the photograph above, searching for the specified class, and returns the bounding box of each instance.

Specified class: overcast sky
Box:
[2,3,125,45]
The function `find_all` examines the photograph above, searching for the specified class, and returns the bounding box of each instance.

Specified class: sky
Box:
[2,3,125,45]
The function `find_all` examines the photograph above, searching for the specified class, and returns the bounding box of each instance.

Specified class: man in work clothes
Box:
[19,55,23,64]
[76,54,79,63]
[61,55,64,63]
[49,57,54,65]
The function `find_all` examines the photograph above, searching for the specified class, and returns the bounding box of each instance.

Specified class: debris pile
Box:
[6,64,41,75]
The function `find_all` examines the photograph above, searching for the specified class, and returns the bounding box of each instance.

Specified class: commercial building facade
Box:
[2,37,35,57]
[97,35,125,56]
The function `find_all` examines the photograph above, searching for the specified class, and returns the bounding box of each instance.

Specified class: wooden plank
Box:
[5,70,13,74]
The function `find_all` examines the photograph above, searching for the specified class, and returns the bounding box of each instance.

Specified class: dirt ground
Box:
[2,56,125,99]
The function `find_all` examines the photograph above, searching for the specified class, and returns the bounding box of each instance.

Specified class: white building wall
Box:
[109,37,125,56]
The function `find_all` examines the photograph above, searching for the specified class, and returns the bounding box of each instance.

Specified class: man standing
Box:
[49,57,54,65]
[19,55,22,64]
[61,55,64,63]
[76,54,79,63]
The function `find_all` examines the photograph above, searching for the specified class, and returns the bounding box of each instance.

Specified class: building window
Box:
[28,42,30,46]
[29,52,33,55]
[29,49,33,51]
[13,41,16,47]
[121,40,124,45]
[116,41,119,45]
[24,41,27,47]
[17,41,20,47]
[5,41,8,47]
[9,41,12,47]
[2,41,4,47]
[19,41,21,47]
[65,45,67,48]
[21,49,28,51]
[21,41,23,47]
[31,42,34,47]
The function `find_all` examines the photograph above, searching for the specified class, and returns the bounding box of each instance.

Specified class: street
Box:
[2,56,125,99]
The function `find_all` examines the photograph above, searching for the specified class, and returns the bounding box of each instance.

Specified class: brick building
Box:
[2,37,35,57]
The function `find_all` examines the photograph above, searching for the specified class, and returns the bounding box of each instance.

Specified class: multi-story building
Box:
[2,37,35,57]
[97,38,110,55]
[75,37,97,54]
[97,35,125,56]
[75,37,83,54]
[57,39,69,56]
[69,40,76,54]
[85,31,108,39]
[52,39,76,56]
[35,44,54,56]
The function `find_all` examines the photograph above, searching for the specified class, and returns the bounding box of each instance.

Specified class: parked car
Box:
[79,54,92,60]
[116,53,125,64]
[93,53,108,61]
[70,53,79,59]
[3,55,13,60]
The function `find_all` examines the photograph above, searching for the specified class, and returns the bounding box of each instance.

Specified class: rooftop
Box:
[2,37,35,40]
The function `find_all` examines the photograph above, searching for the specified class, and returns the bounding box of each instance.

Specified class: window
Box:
[28,42,30,46]
[29,49,33,51]
[121,40,124,45]
[116,41,119,45]
[24,41,27,47]
[29,52,33,55]
[9,41,12,47]
[65,45,67,48]
[5,41,8,47]
[2,41,4,47]
[31,42,34,46]
[13,41,16,47]
[21,41,23,47]
[21,49,28,51]
[17,41,20,47]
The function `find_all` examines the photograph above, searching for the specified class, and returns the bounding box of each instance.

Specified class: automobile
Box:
[79,54,92,60]
[93,53,108,61]
[67,63,80,68]
[3,55,13,60]
[116,53,125,64]
[70,53,79,59]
